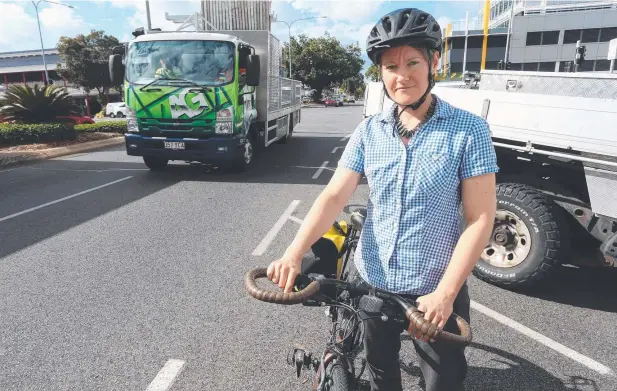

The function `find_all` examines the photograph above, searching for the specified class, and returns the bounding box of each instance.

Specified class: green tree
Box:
[355,85,365,99]
[364,64,380,82]
[342,73,365,96]
[56,29,121,105]
[283,33,364,101]
[0,84,79,123]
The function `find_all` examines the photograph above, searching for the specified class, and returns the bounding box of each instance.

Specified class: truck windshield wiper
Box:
[165,78,212,93]
[139,78,167,91]
[139,77,213,92]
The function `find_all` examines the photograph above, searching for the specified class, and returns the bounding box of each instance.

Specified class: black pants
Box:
[355,276,471,391]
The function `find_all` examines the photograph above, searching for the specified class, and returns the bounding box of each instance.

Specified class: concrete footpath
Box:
[0,137,124,168]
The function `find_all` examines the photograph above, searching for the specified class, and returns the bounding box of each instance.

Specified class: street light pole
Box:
[274,16,327,79]
[32,0,74,85]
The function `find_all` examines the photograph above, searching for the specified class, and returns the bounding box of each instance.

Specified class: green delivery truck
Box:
[109,28,302,171]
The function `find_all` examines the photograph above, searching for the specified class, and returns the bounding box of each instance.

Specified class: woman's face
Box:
[380,45,439,106]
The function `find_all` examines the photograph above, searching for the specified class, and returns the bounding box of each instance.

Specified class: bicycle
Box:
[244,208,473,391]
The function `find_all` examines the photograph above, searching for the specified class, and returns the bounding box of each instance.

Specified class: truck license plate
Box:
[164,141,185,150]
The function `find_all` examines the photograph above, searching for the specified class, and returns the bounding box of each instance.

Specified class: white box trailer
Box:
[363,70,617,290]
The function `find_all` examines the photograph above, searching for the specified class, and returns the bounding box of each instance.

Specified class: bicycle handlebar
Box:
[244,267,472,347]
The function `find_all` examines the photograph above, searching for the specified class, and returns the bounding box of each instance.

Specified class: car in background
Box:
[323,98,341,107]
[56,115,95,124]
[106,102,130,118]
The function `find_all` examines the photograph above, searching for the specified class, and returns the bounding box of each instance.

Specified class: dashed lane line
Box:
[0,176,133,223]
[145,359,186,391]
[251,200,301,256]
[312,161,329,179]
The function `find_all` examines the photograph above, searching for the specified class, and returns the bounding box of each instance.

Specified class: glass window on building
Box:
[523,62,539,71]
[466,61,481,72]
[538,61,556,72]
[450,62,463,73]
[542,31,559,45]
[488,35,507,47]
[578,60,594,72]
[563,29,582,44]
[582,28,600,43]
[594,60,611,71]
[467,36,484,49]
[600,27,617,42]
[526,32,542,46]
[509,62,523,71]
[485,61,500,70]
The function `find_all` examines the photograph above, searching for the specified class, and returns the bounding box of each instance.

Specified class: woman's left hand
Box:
[412,290,455,342]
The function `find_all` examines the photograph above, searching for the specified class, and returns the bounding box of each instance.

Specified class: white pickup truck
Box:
[364,70,617,291]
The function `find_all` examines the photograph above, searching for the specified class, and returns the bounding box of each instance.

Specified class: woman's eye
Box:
[408,61,419,67]
[386,65,396,70]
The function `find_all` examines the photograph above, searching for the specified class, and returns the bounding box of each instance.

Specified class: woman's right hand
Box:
[267,255,302,293]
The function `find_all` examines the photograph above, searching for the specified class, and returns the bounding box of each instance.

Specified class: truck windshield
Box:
[126,40,235,87]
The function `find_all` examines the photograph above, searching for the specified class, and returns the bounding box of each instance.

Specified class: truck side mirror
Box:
[246,55,260,86]
[109,54,124,86]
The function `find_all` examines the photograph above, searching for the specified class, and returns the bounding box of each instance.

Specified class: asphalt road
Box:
[0,103,615,391]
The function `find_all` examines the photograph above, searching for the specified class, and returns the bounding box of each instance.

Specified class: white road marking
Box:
[146,359,186,391]
[312,161,329,179]
[288,216,304,225]
[0,168,15,173]
[331,147,340,154]
[340,134,351,141]
[471,300,614,376]
[0,176,133,223]
[252,200,301,256]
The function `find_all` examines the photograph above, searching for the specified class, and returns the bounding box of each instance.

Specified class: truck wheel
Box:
[230,133,255,172]
[468,183,570,290]
[143,156,168,171]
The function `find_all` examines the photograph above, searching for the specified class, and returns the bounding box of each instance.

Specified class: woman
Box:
[267,8,499,391]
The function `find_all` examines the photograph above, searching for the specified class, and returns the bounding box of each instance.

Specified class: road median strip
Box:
[0,136,124,168]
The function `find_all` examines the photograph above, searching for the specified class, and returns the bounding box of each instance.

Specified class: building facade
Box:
[0,48,122,116]
[445,0,617,74]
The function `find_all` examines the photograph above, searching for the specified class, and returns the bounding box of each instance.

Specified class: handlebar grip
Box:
[244,267,321,305]
[405,307,472,347]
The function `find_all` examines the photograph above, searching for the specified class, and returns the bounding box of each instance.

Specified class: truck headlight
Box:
[215,122,233,134]
[215,107,233,134]
[126,107,138,132]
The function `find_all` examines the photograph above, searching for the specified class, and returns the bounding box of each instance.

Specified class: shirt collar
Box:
[378,93,454,125]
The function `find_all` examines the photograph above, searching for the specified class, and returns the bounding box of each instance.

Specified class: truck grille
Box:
[138,118,215,137]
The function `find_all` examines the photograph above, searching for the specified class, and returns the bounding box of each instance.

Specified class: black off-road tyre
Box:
[468,183,570,290]
[328,363,350,391]
[143,156,168,171]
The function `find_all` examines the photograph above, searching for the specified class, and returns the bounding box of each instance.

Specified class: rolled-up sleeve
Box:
[460,118,500,180]
[338,120,366,175]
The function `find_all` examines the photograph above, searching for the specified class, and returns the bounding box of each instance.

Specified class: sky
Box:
[0,0,488,72]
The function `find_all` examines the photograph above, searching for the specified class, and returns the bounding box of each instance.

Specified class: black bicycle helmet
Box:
[366,8,443,112]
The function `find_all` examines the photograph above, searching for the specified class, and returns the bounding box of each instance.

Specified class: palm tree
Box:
[0,84,80,124]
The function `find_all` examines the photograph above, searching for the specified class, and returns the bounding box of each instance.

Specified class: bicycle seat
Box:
[350,208,366,231]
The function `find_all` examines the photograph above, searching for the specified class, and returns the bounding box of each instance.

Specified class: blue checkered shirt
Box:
[339,95,499,295]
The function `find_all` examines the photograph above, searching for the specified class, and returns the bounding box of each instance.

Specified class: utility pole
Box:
[146,0,152,31]
[32,0,74,85]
